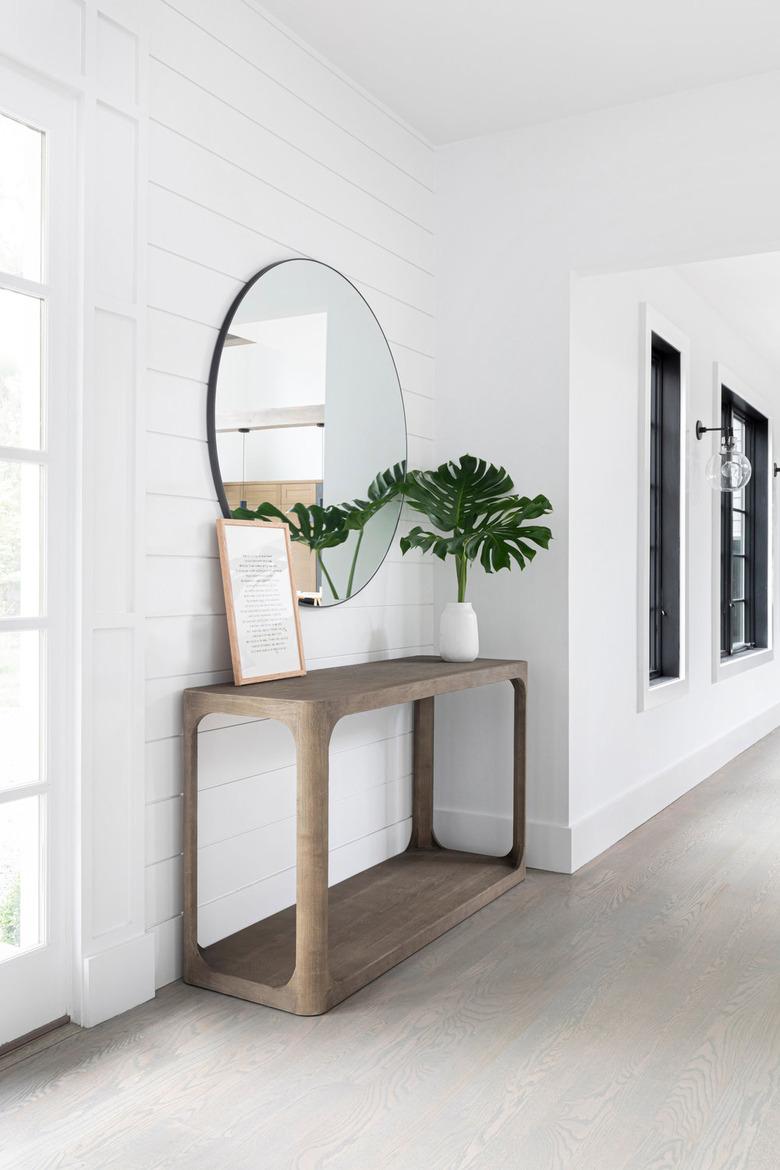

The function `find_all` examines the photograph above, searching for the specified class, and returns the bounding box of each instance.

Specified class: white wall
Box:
[436,70,780,872]
[143,0,435,981]
[570,264,780,868]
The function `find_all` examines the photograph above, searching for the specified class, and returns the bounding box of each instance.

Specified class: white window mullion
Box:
[0,273,50,300]
[0,447,48,465]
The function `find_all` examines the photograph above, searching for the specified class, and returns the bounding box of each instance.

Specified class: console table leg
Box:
[511,678,527,871]
[293,708,333,1014]
[410,696,436,849]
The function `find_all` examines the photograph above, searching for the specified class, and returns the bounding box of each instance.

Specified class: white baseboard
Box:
[436,700,780,877]
[80,932,156,1028]
[569,700,780,872]
[434,807,572,873]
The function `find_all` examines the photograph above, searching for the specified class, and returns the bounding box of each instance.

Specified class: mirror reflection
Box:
[209,259,407,606]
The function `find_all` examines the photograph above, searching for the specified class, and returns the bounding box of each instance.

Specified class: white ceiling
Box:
[676,253,780,375]
[260,0,780,143]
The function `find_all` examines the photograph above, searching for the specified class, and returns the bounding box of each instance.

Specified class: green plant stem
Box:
[345,527,364,599]
[456,552,468,603]
[317,551,340,600]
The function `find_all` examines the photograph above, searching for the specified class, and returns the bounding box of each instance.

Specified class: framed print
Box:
[216,519,306,685]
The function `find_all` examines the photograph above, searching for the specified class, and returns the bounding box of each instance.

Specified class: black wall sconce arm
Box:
[695,419,733,445]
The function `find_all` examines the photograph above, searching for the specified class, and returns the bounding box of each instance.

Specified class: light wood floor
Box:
[3,733,780,1170]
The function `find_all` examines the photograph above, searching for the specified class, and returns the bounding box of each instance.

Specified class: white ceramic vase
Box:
[439,602,479,662]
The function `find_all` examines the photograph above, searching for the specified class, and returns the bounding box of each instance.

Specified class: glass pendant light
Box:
[696,421,752,492]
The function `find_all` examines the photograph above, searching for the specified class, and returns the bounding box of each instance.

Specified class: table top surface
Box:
[185,655,526,709]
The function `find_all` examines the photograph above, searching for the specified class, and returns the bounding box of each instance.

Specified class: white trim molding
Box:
[637,304,690,712]
[710,362,774,684]
[570,698,780,872]
[434,808,573,874]
[81,932,155,1028]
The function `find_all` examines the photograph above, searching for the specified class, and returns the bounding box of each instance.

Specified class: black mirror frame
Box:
[206,256,408,607]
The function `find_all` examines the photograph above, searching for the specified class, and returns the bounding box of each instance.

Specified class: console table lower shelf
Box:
[183,656,527,1015]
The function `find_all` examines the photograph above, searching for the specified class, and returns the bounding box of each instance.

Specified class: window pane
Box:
[0,113,43,282]
[0,289,42,449]
[731,602,746,649]
[0,796,42,959]
[731,557,745,602]
[731,510,744,555]
[0,630,41,790]
[0,462,42,617]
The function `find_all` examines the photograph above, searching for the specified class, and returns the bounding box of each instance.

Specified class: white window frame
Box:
[711,362,774,683]
[637,304,689,712]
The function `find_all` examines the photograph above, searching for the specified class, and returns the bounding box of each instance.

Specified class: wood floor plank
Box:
[2,730,780,1168]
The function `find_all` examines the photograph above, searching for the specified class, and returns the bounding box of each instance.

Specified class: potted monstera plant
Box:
[401,455,553,661]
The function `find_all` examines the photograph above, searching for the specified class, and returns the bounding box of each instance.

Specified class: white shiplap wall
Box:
[143,0,436,985]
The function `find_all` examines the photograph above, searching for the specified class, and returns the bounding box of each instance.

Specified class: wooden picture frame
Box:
[216,519,306,685]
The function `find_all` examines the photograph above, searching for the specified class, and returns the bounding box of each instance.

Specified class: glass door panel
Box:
[0,462,42,617]
[0,629,42,792]
[0,113,43,282]
[0,796,42,958]
[0,73,73,1046]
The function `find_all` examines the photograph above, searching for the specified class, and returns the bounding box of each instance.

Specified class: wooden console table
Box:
[182,655,527,1015]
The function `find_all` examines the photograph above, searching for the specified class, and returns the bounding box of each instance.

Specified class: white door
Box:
[0,68,77,1046]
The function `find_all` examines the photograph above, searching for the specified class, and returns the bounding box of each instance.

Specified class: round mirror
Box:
[208,259,407,606]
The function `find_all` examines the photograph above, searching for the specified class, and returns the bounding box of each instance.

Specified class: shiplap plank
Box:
[145,795,183,865]
[146,734,183,804]
[407,434,434,470]
[147,308,216,385]
[146,432,213,499]
[146,670,234,743]
[150,58,433,268]
[157,0,434,187]
[145,555,222,618]
[150,914,181,989]
[392,345,434,400]
[145,854,182,928]
[146,494,221,558]
[198,816,296,905]
[149,123,434,313]
[146,368,206,441]
[403,388,434,438]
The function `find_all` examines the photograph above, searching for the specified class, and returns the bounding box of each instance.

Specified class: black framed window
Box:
[649,334,682,681]
[720,388,768,659]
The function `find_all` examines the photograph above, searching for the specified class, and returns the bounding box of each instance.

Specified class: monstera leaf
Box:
[399,455,552,601]
[337,461,406,597]
[403,455,531,530]
[232,501,348,599]
[339,461,407,531]
[233,501,347,549]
